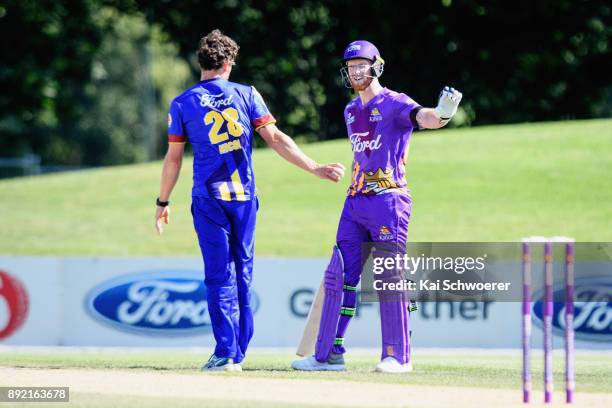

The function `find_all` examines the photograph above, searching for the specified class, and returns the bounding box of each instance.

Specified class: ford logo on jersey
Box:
[85,271,259,336]
[532,277,612,342]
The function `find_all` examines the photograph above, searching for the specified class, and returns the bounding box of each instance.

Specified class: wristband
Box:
[156,197,169,207]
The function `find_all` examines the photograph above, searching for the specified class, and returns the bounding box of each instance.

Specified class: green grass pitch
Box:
[2,350,611,392]
[1,350,611,407]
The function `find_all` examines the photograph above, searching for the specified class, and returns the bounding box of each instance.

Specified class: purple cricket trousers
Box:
[315,192,412,364]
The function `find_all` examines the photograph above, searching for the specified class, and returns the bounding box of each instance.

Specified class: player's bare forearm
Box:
[417,86,463,130]
[416,108,446,129]
[257,124,345,182]
[155,143,184,235]
[159,143,185,201]
[258,124,317,172]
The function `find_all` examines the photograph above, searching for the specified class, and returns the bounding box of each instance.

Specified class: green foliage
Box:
[0,0,103,162]
[0,2,191,165]
[1,1,610,166]
[77,7,191,164]
[133,0,339,146]
[133,0,612,129]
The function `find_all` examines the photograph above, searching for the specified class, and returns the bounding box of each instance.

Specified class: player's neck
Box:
[357,80,383,105]
[200,68,230,81]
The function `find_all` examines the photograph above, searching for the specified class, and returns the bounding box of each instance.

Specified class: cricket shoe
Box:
[201,354,241,372]
[291,353,346,371]
[375,356,413,373]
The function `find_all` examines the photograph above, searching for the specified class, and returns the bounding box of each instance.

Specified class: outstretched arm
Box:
[257,124,345,182]
[416,86,463,130]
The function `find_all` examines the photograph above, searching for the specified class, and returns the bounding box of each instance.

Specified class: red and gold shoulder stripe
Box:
[253,114,276,131]
[168,134,187,144]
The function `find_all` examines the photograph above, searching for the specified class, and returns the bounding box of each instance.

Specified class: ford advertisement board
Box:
[533,277,612,342]
[85,270,259,336]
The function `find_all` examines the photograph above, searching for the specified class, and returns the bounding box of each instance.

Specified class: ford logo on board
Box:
[85,271,259,336]
[533,277,612,342]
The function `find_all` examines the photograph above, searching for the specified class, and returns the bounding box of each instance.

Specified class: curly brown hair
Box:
[197,29,239,71]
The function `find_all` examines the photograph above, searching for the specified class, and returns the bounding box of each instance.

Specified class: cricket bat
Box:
[295,280,324,357]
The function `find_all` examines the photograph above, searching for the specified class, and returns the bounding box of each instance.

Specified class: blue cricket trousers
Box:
[191,196,258,364]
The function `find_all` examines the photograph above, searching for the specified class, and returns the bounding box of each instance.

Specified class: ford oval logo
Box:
[85,271,259,336]
[533,277,612,342]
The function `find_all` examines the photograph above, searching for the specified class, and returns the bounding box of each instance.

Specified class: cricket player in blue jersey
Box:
[155,30,345,371]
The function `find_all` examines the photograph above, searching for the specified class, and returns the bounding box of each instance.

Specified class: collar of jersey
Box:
[199,77,225,84]
[358,87,388,109]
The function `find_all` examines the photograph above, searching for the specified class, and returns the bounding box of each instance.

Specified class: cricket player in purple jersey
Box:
[155,30,345,371]
[292,40,462,373]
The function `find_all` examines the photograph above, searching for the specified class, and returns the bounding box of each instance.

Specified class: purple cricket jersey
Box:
[344,88,421,197]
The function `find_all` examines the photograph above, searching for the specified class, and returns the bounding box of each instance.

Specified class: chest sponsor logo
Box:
[350,132,382,153]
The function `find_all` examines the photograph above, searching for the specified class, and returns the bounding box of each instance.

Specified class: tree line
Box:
[1,0,610,166]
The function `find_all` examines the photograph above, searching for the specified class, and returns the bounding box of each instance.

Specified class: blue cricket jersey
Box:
[167,78,276,200]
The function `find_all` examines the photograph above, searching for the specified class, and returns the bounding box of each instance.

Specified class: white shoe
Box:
[201,355,240,372]
[291,355,346,371]
[375,356,413,373]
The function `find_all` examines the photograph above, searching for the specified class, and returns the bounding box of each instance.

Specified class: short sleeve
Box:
[394,93,422,129]
[168,100,187,143]
[250,86,276,130]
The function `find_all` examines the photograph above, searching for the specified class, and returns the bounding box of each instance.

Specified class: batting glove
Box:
[434,86,463,124]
